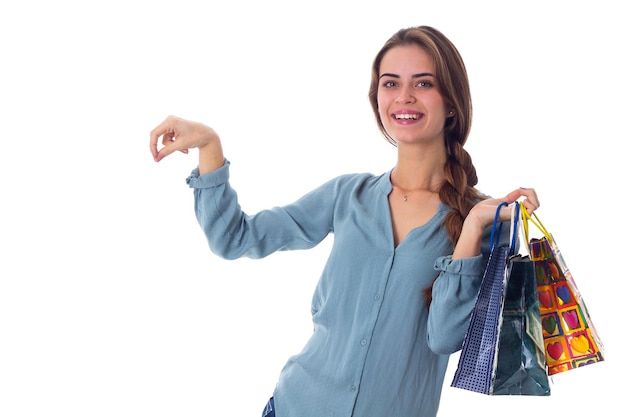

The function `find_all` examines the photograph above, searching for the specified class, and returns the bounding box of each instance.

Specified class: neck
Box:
[394,140,446,182]
[391,157,445,193]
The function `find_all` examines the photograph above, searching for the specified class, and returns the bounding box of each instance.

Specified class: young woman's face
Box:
[377,45,450,146]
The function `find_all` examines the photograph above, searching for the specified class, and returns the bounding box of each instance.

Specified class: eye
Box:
[381,80,397,88]
[416,80,434,88]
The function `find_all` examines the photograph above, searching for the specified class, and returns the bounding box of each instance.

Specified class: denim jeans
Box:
[261,397,275,417]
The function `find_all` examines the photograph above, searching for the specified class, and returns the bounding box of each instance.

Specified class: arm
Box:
[426,227,496,354]
[187,161,335,259]
[427,188,540,354]
[150,115,337,259]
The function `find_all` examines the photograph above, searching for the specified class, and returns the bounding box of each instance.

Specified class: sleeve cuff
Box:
[434,254,483,275]
[186,159,229,189]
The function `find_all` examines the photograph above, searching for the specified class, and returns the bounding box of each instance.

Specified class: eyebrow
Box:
[379,72,435,79]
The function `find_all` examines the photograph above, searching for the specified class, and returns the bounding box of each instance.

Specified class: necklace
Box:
[392,185,436,202]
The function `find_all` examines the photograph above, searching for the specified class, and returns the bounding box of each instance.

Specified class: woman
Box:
[150,25,539,417]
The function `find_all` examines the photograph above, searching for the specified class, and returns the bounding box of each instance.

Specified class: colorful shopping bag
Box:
[520,204,604,375]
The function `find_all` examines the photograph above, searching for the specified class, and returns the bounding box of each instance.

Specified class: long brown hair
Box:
[369,26,486,303]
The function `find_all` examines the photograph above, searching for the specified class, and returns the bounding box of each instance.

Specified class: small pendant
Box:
[403,195,408,202]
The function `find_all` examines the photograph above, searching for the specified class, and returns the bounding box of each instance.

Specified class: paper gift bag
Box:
[452,202,533,395]
[491,254,550,395]
[521,205,604,375]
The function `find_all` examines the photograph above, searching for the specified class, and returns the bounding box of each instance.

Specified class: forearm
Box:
[198,140,225,175]
[451,217,484,260]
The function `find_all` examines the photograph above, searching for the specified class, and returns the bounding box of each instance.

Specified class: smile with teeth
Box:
[393,113,419,120]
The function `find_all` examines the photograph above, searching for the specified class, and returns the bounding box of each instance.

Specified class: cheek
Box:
[378,106,391,129]
[376,94,390,117]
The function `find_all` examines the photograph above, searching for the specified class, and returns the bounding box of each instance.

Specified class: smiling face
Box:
[376,45,451,147]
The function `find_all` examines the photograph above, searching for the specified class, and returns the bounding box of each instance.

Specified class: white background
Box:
[1,1,623,416]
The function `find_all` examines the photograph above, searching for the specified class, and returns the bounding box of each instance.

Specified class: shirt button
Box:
[360,339,367,346]
[351,385,357,392]
[374,294,381,300]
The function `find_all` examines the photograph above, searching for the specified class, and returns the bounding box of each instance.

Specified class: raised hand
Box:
[150,115,224,175]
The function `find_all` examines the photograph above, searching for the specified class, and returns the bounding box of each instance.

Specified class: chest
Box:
[388,192,441,247]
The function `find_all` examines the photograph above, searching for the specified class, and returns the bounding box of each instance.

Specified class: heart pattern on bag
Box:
[542,316,557,335]
[556,285,571,304]
[547,263,561,280]
[570,334,591,355]
[563,310,579,330]
[547,341,564,360]
[538,290,552,309]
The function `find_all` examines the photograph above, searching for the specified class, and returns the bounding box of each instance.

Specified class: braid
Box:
[440,141,484,247]
[423,142,485,306]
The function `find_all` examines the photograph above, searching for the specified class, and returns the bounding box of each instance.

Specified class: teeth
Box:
[394,113,418,120]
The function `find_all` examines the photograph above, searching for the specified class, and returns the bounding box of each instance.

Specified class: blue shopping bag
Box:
[451,201,550,396]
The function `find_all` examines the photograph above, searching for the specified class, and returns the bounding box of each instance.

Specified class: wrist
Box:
[198,141,225,175]
[451,215,484,260]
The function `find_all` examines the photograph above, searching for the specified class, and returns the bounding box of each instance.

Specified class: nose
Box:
[395,85,416,104]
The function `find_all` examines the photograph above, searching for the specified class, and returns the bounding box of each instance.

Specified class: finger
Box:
[518,187,539,215]
[149,120,168,158]
[156,140,191,161]
[155,141,182,161]
[522,199,539,215]
[161,132,175,147]
[502,188,525,204]
[504,187,540,215]
[153,137,176,162]
[149,116,177,160]
[149,132,160,160]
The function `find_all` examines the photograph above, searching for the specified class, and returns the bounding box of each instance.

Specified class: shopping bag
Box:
[491,254,550,395]
[451,201,522,395]
[520,204,605,375]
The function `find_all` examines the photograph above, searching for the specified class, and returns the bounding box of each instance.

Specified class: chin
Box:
[394,136,420,144]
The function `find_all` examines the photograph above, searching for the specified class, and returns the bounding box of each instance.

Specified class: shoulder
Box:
[315,171,391,196]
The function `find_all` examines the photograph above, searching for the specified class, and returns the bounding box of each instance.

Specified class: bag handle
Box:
[520,203,552,245]
[489,201,520,256]
[489,202,508,251]
[509,201,521,256]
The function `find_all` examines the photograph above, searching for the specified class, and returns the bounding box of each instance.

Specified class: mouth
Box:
[393,113,419,120]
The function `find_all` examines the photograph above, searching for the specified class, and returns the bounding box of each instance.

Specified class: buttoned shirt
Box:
[187,160,497,417]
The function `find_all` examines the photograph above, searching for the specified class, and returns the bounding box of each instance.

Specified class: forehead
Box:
[379,44,435,75]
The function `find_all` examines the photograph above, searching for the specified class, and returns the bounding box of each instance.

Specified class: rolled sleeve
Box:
[186,159,229,189]
[427,254,484,354]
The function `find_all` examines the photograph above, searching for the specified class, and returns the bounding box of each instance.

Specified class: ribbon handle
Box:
[508,201,521,257]
[489,202,509,251]
[519,203,552,254]
[488,201,520,256]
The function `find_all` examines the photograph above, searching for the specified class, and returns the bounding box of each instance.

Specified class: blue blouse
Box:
[186,160,496,417]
